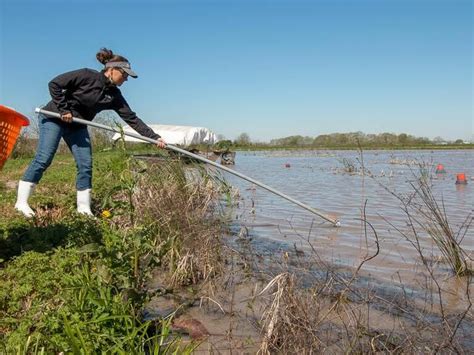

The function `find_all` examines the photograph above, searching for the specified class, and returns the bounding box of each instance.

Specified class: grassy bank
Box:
[0,147,226,353]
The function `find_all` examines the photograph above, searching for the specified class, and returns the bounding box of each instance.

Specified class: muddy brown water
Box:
[222,150,473,306]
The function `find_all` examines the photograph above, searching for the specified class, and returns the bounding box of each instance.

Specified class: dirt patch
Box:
[5,180,17,190]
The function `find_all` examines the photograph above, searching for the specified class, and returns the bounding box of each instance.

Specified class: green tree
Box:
[398,133,408,144]
[313,134,331,146]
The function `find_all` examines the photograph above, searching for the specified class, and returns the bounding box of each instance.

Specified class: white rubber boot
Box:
[77,189,93,216]
[14,180,36,217]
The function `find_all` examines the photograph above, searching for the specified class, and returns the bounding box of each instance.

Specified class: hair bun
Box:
[96,48,115,65]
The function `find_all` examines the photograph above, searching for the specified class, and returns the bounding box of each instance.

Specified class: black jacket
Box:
[43,68,160,139]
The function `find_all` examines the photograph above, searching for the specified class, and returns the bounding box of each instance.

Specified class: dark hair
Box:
[96,48,129,65]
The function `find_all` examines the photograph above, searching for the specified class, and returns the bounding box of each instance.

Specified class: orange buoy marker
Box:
[455,173,467,185]
[435,164,446,174]
[285,163,291,168]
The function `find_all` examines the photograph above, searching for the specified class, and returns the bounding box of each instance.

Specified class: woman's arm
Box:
[113,93,161,140]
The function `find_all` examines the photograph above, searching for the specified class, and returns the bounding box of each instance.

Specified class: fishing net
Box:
[0,105,30,170]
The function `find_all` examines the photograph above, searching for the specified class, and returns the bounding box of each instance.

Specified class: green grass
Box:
[0,147,211,353]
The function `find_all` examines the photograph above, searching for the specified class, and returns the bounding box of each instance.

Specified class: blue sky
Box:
[0,0,472,142]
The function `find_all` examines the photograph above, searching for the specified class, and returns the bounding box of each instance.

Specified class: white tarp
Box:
[112,124,218,146]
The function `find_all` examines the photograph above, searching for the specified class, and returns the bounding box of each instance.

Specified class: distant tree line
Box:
[270,132,433,147]
[213,131,471,149]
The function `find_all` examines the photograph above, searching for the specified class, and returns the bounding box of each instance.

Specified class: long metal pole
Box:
[36,108,340,226]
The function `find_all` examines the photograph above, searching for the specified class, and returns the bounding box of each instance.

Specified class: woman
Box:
[15,48,166,217]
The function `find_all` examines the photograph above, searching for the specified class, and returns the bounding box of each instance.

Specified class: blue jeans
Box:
[23,114,92,190]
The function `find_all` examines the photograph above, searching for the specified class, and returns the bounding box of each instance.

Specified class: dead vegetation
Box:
[102,159,226,289]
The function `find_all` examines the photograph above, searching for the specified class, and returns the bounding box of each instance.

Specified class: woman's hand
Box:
[60,112,73,123]
[156,138,167,149]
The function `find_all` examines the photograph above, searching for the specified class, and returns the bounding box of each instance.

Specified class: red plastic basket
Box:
[0,105,30,170]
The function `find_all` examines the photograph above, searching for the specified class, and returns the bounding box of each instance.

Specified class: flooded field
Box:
[138,149,473,351]
[223,150,473,298]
